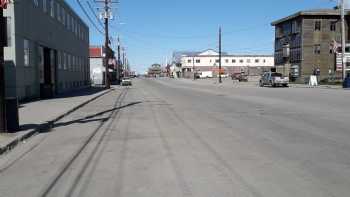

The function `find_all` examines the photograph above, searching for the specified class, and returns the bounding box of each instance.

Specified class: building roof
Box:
[89,47,102,58]
[271,8,350,26]
[182,54,273,58]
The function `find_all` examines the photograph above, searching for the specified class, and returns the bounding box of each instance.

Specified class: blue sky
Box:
[67,0,344,73]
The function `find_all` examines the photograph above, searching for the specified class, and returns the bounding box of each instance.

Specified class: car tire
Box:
[259,81,264,87]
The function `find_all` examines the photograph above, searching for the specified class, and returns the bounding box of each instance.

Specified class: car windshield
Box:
[271,73,283,77]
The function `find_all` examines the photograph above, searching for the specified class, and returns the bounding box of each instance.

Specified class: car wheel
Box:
[259,81,263,87]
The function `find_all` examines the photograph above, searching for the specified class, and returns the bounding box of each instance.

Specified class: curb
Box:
[290,85,342,90]
[0,88,113,155]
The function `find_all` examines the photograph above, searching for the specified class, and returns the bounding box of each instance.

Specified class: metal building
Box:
[3,0,90,100]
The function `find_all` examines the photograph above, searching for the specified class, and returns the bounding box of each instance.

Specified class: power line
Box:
[86,1,104,29]
[76,0,104,35]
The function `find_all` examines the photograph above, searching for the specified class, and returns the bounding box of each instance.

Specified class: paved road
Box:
[0,78,350,197]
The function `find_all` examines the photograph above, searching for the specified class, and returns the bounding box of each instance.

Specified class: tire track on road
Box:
[39,88,129,197]
[142,82,264,197]
[139,88,193,197]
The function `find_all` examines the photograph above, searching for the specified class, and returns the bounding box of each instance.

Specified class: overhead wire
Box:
[76,0,104,35]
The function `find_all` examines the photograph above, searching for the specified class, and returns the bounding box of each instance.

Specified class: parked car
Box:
[259,72,289,87]
[231,73,248,82]
[220,74,229,78]
[199,71,213,78]
[121,78,132,86]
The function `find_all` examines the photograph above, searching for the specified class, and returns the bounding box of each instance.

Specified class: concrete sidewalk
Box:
[0,87,113,154]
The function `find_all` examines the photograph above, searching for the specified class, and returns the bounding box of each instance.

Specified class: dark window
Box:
[187,59,192,63]
[314,44,321,54]
[255,59,259,63]
[330,21,336,31]
[271,73,283,77]
[215,59,220,63]
[225,59,229,63]
[315,21,321,31]
[239,59,243,63]
[196,59,200,63]
[232,59,236,63]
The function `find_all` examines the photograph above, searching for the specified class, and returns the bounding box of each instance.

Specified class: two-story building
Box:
[179,49,274,78]
[3,0,90,100]
[271,9,350,82]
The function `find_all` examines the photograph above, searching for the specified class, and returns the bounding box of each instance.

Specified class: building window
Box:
[314,44,321,54]
[330,21,336,31]
[66,14,70,30]
[57,51,61,69]
[315,20,321,31]
[263,59,266,63]
[187,59,192,63]
[24,39,30,66]
[50,0,54,17]
[33,0,39,7]
[63,52,67,70]
[6,17,11,47]
[43,0,47,13]
[225,59,229,63]
[255,59,259,63]
[239,59,243,63]
[215,59,220,63]
[56,3,61,21]
[196,59,200,63]
[62,8,66,26]
[247,59,251,63]
[232,59,236,63]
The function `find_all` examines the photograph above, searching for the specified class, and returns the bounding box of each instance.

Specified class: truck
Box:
[259,72,289,87]
[199,71,213,78]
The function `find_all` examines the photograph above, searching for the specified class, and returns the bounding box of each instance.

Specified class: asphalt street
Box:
[0,78,350,197]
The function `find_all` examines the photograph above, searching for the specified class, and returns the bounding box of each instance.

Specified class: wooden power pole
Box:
[103,0,110,89]
[219,27,222,84]
[0,6,7,132]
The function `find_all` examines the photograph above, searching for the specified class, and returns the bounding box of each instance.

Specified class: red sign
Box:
[0,0,9,9]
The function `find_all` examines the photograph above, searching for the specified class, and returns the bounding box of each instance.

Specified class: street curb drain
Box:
[0,88,114,155]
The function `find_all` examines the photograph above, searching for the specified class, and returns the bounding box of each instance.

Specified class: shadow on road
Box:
[18,101,142,133]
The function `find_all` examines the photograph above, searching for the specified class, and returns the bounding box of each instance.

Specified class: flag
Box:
[0,0,10,9]
[330,39,340,54]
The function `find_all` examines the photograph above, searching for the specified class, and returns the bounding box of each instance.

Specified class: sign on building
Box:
[336,53,350,71]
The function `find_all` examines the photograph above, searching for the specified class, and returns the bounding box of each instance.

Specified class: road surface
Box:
[0,78,350,197]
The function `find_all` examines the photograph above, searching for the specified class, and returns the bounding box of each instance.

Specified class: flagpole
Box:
[341,0,347,80]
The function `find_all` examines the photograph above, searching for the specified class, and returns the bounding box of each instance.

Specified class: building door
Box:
[40,47,54,98]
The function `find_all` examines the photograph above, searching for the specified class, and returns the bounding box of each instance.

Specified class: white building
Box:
[180,49,274,77]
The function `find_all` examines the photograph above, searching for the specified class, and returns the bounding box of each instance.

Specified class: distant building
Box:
[179,49,274,78]
[148,64,162,77]
[3,0,90,100]
[271,9,350,82]
[89,46,116,85]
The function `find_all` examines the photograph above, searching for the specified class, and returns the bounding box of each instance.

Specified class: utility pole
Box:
[103,0,110,89]
[219,26,222,84]
[341,0,347,80]
[192,56,196,80]
[117,35,121,84]
[122,48,125,77]
[0,5,7,132]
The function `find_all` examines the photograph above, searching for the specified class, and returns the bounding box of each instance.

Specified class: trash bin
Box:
[6,97,19,132]
[343,74,350,88]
